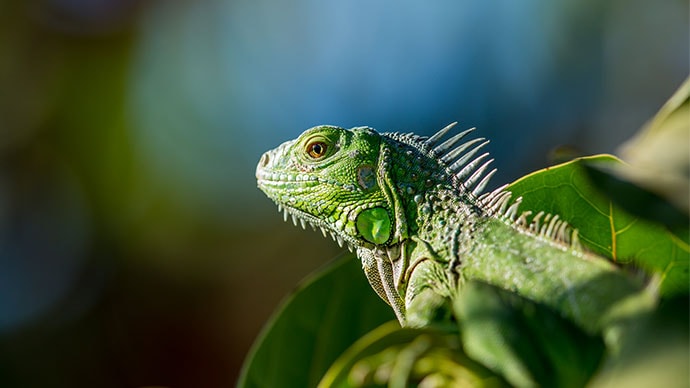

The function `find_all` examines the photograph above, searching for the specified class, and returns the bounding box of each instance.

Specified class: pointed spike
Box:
[425,122,459,146]
[320,227,328,238]
[515,210,533,226]
[483,186,509,208]
[347,245,354,253]
[300,218,307,230]
[472,168,497,196]
[477,191,491,202]
[570,229,582,249]
[486,193,511,216]
[543,213,552,225]
[530,211,545,232]
[478,184,508,205]
[291,214,298,226]
[277,204,283,212]
[455,152,490,181]
[539,214,552,235]
[504,198,522,220]
[545,215,560,238]
[449,140,490,175]
[435,129,478,156]
[479,190,496,207]
[488,192,512,213]
[434,132,466,154]
[557,221,569,242]
[440,136,484,164]
[283,209,289,222]
[499,195,518,217]
[336,236,344,247]
[462,158,494,190]
[552,220,564,240]
[491,184,509,195]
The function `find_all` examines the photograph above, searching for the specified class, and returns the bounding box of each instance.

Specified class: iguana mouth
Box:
[270,201,359,252]
[256,170,320,185]
[257,146,361,251]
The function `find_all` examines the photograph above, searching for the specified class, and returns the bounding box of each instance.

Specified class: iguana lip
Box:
[256,171,319,184]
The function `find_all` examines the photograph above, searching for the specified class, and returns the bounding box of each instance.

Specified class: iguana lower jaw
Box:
[256,165,358,250]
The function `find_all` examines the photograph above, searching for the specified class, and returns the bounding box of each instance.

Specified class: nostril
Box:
[259,152,270,167]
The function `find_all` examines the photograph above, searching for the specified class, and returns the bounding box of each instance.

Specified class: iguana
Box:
[255,123,655,344]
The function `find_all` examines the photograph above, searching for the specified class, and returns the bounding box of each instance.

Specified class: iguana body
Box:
[256,123,652,338]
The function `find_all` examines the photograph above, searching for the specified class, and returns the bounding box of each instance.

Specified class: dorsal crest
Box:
[383,122,581,250]
[383,122,497,199]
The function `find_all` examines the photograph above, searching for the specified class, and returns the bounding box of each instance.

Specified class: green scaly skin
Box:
[255,124,654,341]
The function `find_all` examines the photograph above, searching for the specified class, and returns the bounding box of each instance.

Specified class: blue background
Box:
[0,0,687,386]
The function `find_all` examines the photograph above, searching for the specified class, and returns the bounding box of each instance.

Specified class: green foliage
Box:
[237,256,395,388]
[320,321,505,387]
[507,155,689,297]
[240,151,688,386]
[240,82,689,387]
[454,281,604,388]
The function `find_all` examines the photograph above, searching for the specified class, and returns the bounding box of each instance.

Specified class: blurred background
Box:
[0,0,687,386]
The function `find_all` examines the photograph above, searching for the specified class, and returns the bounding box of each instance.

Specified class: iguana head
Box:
[256,123,505,254]
[256,125,395,250]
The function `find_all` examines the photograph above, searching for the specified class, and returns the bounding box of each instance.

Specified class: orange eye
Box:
[307,141,328,158]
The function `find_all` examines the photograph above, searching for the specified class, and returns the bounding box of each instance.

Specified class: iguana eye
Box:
[307,141,328,159]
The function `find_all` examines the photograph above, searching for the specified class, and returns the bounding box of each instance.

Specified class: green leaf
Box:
[237,255,395,388]
[506,154,689,296]
[454,281,605,388]
[319,321,506,387]
[618,77,689,214]
[588,294,689,387]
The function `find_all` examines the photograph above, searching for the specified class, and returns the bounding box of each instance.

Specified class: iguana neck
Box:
[380,135,483,266]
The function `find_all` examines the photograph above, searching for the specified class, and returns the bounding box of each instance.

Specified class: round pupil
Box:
[309,142,327,157]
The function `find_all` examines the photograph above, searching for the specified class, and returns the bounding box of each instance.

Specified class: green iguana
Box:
[255,123,655,344]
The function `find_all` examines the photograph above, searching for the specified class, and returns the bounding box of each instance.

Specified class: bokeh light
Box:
[0,0,686,386]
